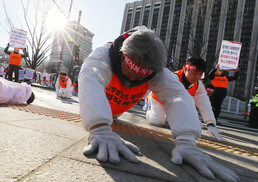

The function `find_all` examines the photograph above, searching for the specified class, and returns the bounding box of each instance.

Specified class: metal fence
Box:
[221,96,247,115]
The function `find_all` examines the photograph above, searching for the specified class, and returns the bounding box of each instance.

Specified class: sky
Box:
[0,0,137,50]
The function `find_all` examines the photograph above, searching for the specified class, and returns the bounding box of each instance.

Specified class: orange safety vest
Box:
[175,70,198,96]
[49,78,52,83]
[59,77,69,88]
[9,52,22,66]
[211,76,228,88]
[105,73,148,115]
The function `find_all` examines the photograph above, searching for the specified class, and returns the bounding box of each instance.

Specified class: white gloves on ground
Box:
[83,126,140,164]
[171,140,239,182]
[207,125,226,141]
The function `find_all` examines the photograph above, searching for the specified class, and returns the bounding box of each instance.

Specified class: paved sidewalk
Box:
[0,105,257,182]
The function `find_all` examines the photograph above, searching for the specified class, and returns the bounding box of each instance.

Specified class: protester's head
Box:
[14,48,19,53]
[59,71,67,81]
[215,64,223,76]
[183,57,206,84]
[120,28,167,81]
[215,69,223,76]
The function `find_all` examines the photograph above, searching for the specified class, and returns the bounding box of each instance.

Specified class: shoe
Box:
[26,92,35,104]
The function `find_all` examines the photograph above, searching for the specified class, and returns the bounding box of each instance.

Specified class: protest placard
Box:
[218,40,242,71]
[9,27,27,49]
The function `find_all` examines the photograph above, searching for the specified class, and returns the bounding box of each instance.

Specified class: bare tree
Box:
[2,0,60,69]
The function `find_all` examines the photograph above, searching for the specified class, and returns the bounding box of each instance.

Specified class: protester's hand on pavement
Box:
[83,126,140,164]
[207,125,226,141]
[171,140,239,182]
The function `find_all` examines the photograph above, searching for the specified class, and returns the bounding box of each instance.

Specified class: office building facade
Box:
[48,21,94,75]
[121,0,258,101]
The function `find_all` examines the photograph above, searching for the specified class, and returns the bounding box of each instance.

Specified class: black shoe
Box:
[27,92,35,104]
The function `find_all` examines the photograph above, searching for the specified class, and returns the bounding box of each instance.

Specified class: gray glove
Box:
[171,140,239,182]
[83,126,140,164]
[207,121,226,141]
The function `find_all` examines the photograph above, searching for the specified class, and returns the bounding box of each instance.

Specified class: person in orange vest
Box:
[144,57,225,141]
[208,64,239,125]
[4,43,28,82]
[71,81,78,96]
[55,71,72,98]
[78,27,238,181]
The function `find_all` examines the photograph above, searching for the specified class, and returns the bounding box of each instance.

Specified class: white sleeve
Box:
[193,81,216,124]
[78,46,113,131]
[64,78,72,92]
[148,68,202,144]
[0,77,32,104]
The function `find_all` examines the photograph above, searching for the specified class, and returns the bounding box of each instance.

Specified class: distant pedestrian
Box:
[249,87,258,128]
[0,77,35,104]
[55,71,72,98]
[208,63,240,125]
[4,43,28,82]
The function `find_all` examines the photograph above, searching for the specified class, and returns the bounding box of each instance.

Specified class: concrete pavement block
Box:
[10,117,87,140]
[60,132,199,182]
[23,157,165,182]
[0,122,76,181]
[0,107,49,121]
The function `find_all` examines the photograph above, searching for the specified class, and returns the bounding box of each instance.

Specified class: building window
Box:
[125,9,133,31]
[133,6,142,27]
[160,1,171,41]
[143,4,151,26]
[151,3,160,30]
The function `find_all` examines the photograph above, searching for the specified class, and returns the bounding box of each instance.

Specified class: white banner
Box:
[24,68,35,80]
[218,40,242,70]
[19,69,25,81]
[9,27,27,48]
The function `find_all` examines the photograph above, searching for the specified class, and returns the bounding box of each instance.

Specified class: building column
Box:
[174,0,187,62]
[147,0,156,28]
[120,4,129,34]
[244,0,258,103]
[187,0,200,59]
[215,0,228,55]
[165,0,175,48]
[156,0,165,36]
[228,0,245,96]
[139,0,147,26]
[129,2,137,29]
[201,0,214,61]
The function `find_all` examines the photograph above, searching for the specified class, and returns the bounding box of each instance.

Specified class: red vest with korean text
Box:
[105,73,148,115]
[211,76,228,88]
